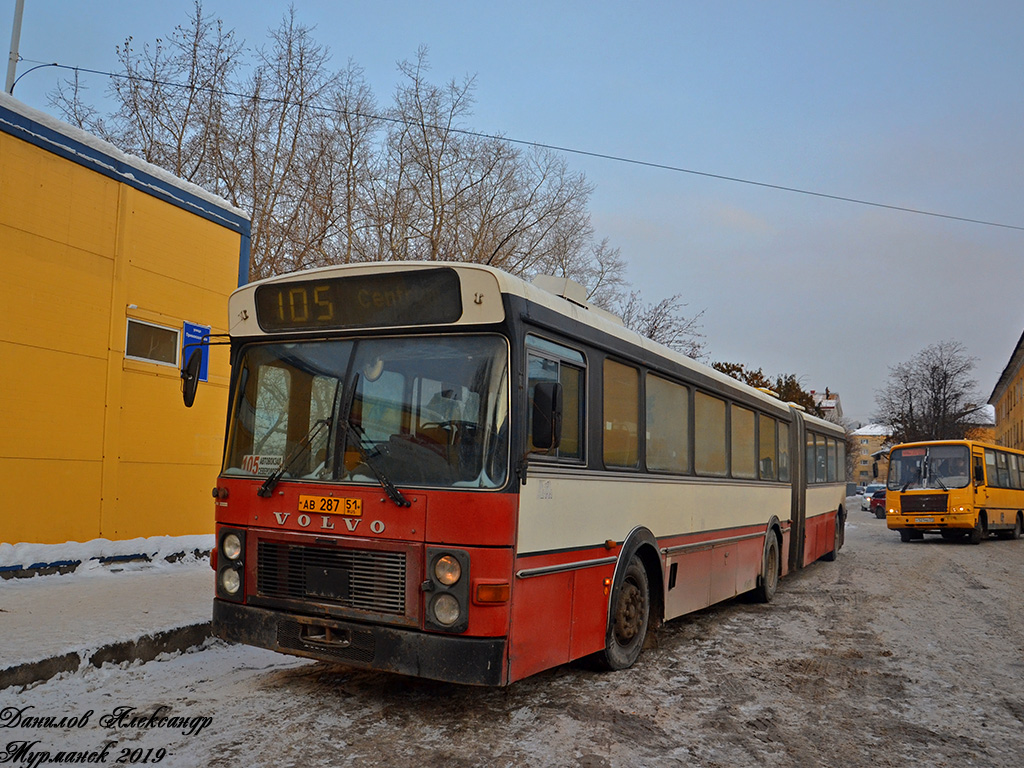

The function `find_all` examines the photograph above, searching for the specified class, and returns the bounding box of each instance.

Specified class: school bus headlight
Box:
[434,555,462,586]
[222,533,243,561]
[220,567,241,595]
[431,594,461,626]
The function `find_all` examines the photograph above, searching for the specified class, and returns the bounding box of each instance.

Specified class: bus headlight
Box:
[220,567,241,595]
[431,594,461,626]
[217,528,245,601]
[434,555,462,586]
[425,548,470,633]
[222,533,243,561]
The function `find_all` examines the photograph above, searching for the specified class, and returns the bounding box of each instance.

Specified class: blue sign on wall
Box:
[182,322,211,383]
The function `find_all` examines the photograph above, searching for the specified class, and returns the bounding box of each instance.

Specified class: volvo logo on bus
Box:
[271,511,386,534]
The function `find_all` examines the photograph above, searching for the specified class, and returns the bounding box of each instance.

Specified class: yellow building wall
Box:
[993,368,1024,450]
[1,112,245,546]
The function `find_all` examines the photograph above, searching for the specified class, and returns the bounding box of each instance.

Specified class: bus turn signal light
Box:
[475,583,510,603]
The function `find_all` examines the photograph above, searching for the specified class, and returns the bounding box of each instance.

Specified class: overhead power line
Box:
[15,59,1024,233]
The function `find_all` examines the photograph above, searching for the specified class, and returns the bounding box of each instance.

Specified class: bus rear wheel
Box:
[751,533,780,602]
[599,556,650,671]
[997,514,1022,540]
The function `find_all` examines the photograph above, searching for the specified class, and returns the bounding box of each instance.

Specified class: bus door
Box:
[972,448,987,510]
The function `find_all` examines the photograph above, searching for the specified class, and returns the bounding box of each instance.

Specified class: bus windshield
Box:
[223,335,509,489]
[887,444,970,491]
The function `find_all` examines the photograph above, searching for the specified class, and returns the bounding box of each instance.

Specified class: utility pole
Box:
[6,0,26,94]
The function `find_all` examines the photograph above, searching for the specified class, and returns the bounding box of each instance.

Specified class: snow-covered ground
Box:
[4,514,1023,767]
[1,547,212,669]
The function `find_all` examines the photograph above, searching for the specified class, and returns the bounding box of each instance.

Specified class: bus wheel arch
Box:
[598,528,662,670]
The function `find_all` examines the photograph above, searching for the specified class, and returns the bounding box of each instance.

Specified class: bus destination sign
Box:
[254,268,463,332]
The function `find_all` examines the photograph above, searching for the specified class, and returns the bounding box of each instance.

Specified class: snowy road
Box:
[4,512,1024,767]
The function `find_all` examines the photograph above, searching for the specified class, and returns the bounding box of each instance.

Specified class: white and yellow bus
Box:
[886,440,1024,543]
[195,262,849,685]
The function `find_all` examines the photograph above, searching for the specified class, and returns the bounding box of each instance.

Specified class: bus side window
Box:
[730,405,756,479]
[695,392,727,476]
[758,414,776,481]
[777,421,790,482]
[646,374,689,474]
[974,454,986,485]
[603,360,639,468]
[526,336,584,460]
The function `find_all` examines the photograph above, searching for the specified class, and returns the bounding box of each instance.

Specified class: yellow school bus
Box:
[885,440,1024,543]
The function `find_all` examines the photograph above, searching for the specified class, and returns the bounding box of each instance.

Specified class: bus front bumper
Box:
[213,600,507,686]
[886,512,975,531]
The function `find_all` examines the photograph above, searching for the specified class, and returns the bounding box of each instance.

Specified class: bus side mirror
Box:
[532,382,563,450]
[181,348,203,408]
[872,461,878,479]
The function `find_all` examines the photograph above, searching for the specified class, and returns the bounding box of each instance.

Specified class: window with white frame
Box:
[126,319,180,366]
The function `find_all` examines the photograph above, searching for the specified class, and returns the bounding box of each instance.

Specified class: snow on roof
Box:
[852,423,893,437]
[972,404,996,426]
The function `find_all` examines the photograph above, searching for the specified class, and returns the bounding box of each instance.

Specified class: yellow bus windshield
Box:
[887,444,970,491]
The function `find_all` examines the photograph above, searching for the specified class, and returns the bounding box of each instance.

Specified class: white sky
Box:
[5,0,1023,423]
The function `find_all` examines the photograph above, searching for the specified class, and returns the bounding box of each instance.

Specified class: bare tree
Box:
[48,1,701,354]
[874,340,982,443]
[618,292,706,358]
[50,1,241,188]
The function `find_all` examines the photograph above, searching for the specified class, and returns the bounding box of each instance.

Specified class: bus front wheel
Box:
[969,517,987,545]
[600,556,650,671]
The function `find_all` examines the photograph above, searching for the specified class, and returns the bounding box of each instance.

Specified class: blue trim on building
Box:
[238,233,251,286]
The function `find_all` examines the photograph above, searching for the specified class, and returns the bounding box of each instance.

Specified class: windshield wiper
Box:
[257,418,331,498]
[340,418,411,508]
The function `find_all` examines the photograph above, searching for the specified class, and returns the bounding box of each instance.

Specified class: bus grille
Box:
[901,494,948,513]
[257,541,407,615]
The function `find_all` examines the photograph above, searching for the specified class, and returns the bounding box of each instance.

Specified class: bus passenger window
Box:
[778,422,790,482]
[816,435,828,483]
[759,415,776,480]
[646,375,689,474]
[806,433,816,484]
[827,438,838,483]
[603,360,639,468]
[1003,454,1019,489]
[695,392,727,476]
[995,451,1011,488]
[731,406,756,479]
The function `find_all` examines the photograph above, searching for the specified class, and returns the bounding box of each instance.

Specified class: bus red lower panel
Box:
[214,600,507,686]
[803,511,836,566]
[507,549,616,682]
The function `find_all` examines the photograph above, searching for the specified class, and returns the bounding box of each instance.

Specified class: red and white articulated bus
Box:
[198,262,847,685]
